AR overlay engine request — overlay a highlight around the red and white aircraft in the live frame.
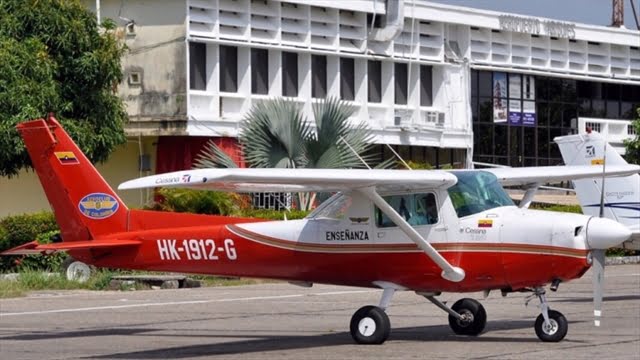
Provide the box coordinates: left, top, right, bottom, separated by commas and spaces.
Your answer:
4, 115, 639, 344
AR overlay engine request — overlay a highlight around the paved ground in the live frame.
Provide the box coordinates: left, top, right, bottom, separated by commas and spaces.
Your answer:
1, 265, 638, 360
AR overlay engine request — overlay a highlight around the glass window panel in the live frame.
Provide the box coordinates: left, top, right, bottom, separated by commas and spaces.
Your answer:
562, 106, 577, 129
189, 42, 206, 91
251, 48, 269, 95
395, 63, 408, 105
606, 100, 620, 118
282, 52, 298, 97
494, 124, 508, 157
524, 126, 536, 157
471, 70, 478, 97
340, 58, 355, 101
311, 55, 327, 98
478, 71, 492, 97
220, 45, 238, 92
479, 98, 493, 123
474, 124, 493, 156
537, 127, 549, 158
535, 76, 548, 101
420, 65, 433, 106
549, 128, 563, 159
549, 103, 562, 127
368, 60, 382, 103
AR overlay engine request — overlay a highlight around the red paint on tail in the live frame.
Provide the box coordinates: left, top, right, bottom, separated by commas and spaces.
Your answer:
17, 115, 128, 242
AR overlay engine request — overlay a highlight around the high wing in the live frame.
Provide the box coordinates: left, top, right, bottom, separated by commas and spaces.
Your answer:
119, 168, 465, 283
118, 168, 458, 193
483, 165, 640, 187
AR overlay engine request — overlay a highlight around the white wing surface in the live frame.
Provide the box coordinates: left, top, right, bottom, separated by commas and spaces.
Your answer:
118, 168, 458, 193
482, 165, 640, 187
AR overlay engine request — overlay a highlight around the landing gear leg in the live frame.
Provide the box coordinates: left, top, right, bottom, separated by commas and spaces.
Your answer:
421, 294, 487, 336
530, 287, 568, 342
349, 288, 394, 345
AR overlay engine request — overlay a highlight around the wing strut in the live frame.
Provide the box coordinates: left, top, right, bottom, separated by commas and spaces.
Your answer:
357, 187, 465, 282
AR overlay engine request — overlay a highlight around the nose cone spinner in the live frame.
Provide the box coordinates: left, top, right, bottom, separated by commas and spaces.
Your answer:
586, 217, 632, 250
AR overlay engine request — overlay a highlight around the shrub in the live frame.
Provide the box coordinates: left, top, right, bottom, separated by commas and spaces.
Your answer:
17, 230, 67, 272
150, 188, 247, 216
239, 208, 309, 220
0, 212, 59, 271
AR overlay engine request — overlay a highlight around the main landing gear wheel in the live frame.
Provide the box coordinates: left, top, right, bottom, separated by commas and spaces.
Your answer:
61, 257, 92, 283
448, 298, 487, 336
534, 310, 568, 342
350, 305, 391, 344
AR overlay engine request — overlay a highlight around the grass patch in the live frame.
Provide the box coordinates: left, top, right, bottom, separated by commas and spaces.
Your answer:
0, 269, 275, 298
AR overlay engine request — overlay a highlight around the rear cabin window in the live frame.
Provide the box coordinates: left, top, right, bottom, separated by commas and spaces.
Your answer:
376, 193, 439, 228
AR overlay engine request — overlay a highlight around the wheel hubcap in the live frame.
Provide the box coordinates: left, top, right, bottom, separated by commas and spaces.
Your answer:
66, 262, 90, 282
542, 319, 559, 335
358, 317, 376, 336
457, 310, 474, 327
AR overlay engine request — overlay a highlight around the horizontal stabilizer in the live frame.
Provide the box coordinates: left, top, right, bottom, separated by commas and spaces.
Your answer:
1, 239, 141, 256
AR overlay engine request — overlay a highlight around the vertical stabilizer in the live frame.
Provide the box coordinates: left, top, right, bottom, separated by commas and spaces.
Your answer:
555, 132, 640, 234
17, 115, 128, 241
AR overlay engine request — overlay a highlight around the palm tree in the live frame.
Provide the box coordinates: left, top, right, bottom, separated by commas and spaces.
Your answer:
195, 97, 388, 210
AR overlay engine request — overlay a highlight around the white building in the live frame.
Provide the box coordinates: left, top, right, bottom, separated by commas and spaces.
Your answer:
1, 0, 639, 216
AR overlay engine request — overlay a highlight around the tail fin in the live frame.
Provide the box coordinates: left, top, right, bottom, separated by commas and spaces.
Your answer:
555, 132, 640, 236
17, 115, 128, 242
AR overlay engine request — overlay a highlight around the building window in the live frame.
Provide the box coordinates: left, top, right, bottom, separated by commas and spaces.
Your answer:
368, 60, 382, 103
340, 58, 355, 101
251, 48, 268, 95
282, 52, 298, 97
220, 45, 237, 92
420, 65, 433, 106
395, 63, 408, 105
189, 42, 206, 90
311, 55, 327, 98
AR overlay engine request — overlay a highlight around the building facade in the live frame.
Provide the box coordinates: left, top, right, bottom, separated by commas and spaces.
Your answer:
1, 0, 639, 216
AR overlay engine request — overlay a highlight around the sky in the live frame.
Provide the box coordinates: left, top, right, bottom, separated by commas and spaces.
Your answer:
429, 0, 640, 29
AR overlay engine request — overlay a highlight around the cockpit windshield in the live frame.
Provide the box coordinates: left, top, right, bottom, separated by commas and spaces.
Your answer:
447, 171, 514, 218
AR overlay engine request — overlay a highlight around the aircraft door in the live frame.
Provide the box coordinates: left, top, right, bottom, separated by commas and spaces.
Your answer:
372, 192, 448, 248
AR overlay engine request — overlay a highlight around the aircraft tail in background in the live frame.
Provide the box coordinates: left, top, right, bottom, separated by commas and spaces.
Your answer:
555, 132, 640, 250
16, 115, 129, 243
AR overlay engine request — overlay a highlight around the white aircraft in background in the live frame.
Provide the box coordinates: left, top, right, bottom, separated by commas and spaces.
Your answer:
555, 131, 640, 250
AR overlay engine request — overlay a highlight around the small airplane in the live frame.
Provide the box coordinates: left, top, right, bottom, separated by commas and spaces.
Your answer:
3, 115, 639, 345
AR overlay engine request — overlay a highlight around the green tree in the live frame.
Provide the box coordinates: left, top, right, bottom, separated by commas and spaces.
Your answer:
623, 108, 640, 165
0, 0, 127, 177
195, 97, 391, 210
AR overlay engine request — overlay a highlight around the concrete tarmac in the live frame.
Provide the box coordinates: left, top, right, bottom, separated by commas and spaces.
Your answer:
1, 265, 639, 360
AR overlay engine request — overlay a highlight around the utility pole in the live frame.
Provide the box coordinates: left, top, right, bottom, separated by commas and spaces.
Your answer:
611, 0, 624, 27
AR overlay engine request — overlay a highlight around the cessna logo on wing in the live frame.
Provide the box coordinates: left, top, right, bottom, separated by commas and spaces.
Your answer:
78, 193, 119, 219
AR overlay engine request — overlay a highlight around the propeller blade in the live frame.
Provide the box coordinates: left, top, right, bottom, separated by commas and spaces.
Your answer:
592, 249, 605, 327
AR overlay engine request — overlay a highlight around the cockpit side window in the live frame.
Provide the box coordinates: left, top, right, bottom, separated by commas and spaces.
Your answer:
375, 193, 439, 228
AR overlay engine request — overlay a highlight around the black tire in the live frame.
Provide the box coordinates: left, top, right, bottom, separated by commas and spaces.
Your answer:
448, 298, 487, 336
535, 310, 568, 342
349, 305, 391, 345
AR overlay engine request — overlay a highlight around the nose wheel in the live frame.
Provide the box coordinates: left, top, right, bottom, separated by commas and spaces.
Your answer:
529, 287, 568, 342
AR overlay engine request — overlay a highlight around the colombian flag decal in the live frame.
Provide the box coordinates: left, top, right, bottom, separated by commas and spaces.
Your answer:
55, 151, 79, 165
478, 219, 493, 228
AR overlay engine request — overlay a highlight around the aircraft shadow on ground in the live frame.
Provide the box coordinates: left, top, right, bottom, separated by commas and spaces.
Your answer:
76, 321, 563, 359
